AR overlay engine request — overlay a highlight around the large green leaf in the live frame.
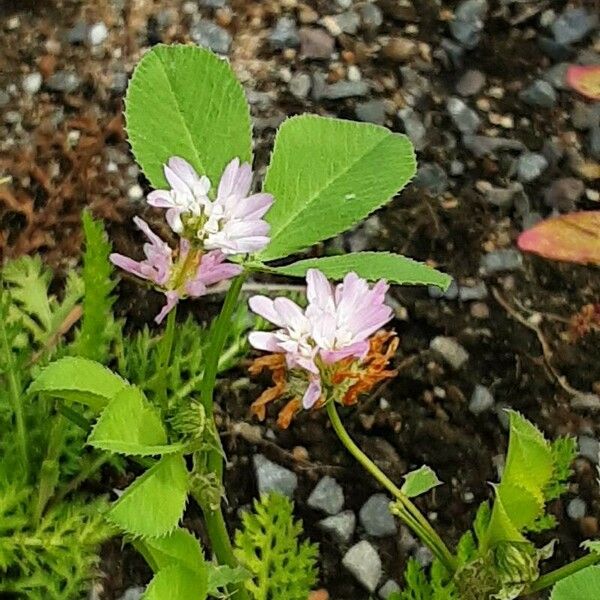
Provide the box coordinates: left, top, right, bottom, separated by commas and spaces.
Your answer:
551, 566, 600, 600
259, 115, 416, 261
267, 252, 450, 289
88, 386, 184, 456
125, 44, 252, 189
140, 528, 204, 573
401, 465, 442, 498
28, 357, 127, 410
109, 454, 189, 538
143, 564, 208, 600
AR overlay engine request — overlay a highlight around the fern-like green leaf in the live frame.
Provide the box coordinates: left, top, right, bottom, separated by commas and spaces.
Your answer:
72, 210, 116, 362
234, 493, 318, 600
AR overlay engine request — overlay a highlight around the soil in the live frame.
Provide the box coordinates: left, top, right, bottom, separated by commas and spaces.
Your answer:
1, 0, 599, 599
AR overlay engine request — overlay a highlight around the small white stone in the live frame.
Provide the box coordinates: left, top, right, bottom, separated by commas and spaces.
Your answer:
87, 22, 108, 46
127, 184, 144, 201
22, 72, 42, 95
347, 65, 361, 82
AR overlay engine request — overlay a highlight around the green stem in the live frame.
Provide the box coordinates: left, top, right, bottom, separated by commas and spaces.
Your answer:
326, 401, 457, 573
523, 553, 600, 595
197, 274, 249, 600
156, 308, 177, 412
52, 453, 109, 507
0, 300, 28, 476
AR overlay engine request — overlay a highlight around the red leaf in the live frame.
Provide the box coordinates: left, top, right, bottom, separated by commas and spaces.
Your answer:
567, 65, 600, 101
518, 212, 600, 265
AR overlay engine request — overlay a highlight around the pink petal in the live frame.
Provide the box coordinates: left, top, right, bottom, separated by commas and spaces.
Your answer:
310, 311, 337, 350
165, 157, 198, 193
306, 269, 334, 312
320, 341, 369, 364
109, 253, 147, 280
273, 297, 307, 330
217, 158, 253, 200
302, 377, 322, 409
230, 193, 274, 220
248, 331, 281, 352
155, 291, 180, 324
147, 190, 175, 208
249, 295, 283, 326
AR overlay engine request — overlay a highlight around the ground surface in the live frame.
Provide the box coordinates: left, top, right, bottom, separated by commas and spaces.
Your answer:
1, 0, 600, 598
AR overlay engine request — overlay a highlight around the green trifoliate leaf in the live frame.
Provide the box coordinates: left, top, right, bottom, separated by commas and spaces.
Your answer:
259, 115, 416, 261
401, 465, 443, 498
265, 252, 451, 289
551, 566, 600, 600
140, 528, 205, 573
29, 357, 127, 410
125, 44, 252, 189
109, 454, 189, 538
143, 564, 208, 600
88, 386, 184, 456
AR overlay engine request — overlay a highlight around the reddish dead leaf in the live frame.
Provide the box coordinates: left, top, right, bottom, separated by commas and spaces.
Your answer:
567, 65, 600, 101
518, 211, 600, 265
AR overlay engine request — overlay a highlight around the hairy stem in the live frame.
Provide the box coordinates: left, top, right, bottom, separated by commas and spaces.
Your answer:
198, 273, 249, 600
156, 308, 177, 412
523, 552, 600, 595
0, 297, 29, 476
326, 401, 457, 573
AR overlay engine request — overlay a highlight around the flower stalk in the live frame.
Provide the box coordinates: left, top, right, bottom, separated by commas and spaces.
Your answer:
326, 401, 457, 573
523, 552, 600, 595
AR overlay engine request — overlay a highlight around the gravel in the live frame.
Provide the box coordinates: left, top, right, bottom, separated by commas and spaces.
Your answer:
430, 336, 470, 370
319, 79, 370, 100
544, 178, 585, 212
463, 135, 525, 157
455, 69, 486, 96
589, 126, 600, 160
253, 454, 297, 498
318, 510, 356, 544
517, 152, 549, 183
355, 99, 386, 125
449, 0, 488, 49
413, 163, 449, 195
551, 7, 598, 45
360, 3, 383, 30
480, 249, 523, 274
269, 16, 300, 49
447, 96, 481, 134
567, 498, 587, 521
288, 72, 311, 99
379, 579, 401, 599
46, 71, 81, 93
117, 588, 145, 600
342, 541, 382, 592
519, 80, 557, 108
578, 435, 600, 464
22, 72, 42, 95
469, 384, 495, 415
307, 476, 344, 515
359, 494, 397, 537
398, 107, 426, 151
459, 281, 488, 301
87, 22, 108, 46
190, 20, 232, 54
542, 63, 570, 90
299, 27, 334, 59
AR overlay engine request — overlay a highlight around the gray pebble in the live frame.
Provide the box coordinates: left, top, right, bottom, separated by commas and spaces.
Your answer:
483, 182, 524, 209
519, 80, 557, 108
551, 7, 598, 45
571, 393, 600, 412
455, 69, 486, 96
572, 102, 600, 131
321, 80, 370, 100
332, 11, 361, 35
342, 541, 382, 592
430, 336, 469, 370
88, 22, 108, 46
480, 249, 523, 274
299, 27, 335, 59
288, 72, 311, 99
190, 20, 232, 54
517, 152, 549, 183
67, 21, 88, 44
440, 37, 465, 69
359, 493, 397, 537
318, 510, 356, 544
567, 498, 586, 521
542, 63, 570, 90
429, 278, 459, 300
447, 96, 481, 134
4, 111, 21, 125
253, 454, 297, 498
379, 579, 401, 599
0, 90, 9, 107
414, 545, 434, 567
307, 476, 344, 515
414, 163, 448, 196
578, 435, 600, 464
22, 72, 42, 95
544, 178, 585, 212
46, 71, 81, 93
270, 16, 300, 49
459, 281, 488, 301
450, 0, 488, 49
450, 160, 465, 176
538, 36, 574, 63
589, 126, 600, 161
398, 107, 426, 151
469, 384, 495, 415
199, 0, 228, 6
355, 99, 386, 125
111, 72, 129, 94
463, 135, 525, 157
360, 3, 383, 30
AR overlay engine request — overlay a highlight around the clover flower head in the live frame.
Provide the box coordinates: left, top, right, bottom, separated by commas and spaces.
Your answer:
110, 217, 241, 324
247, 269, 397, 428
147, 157, 274, 256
